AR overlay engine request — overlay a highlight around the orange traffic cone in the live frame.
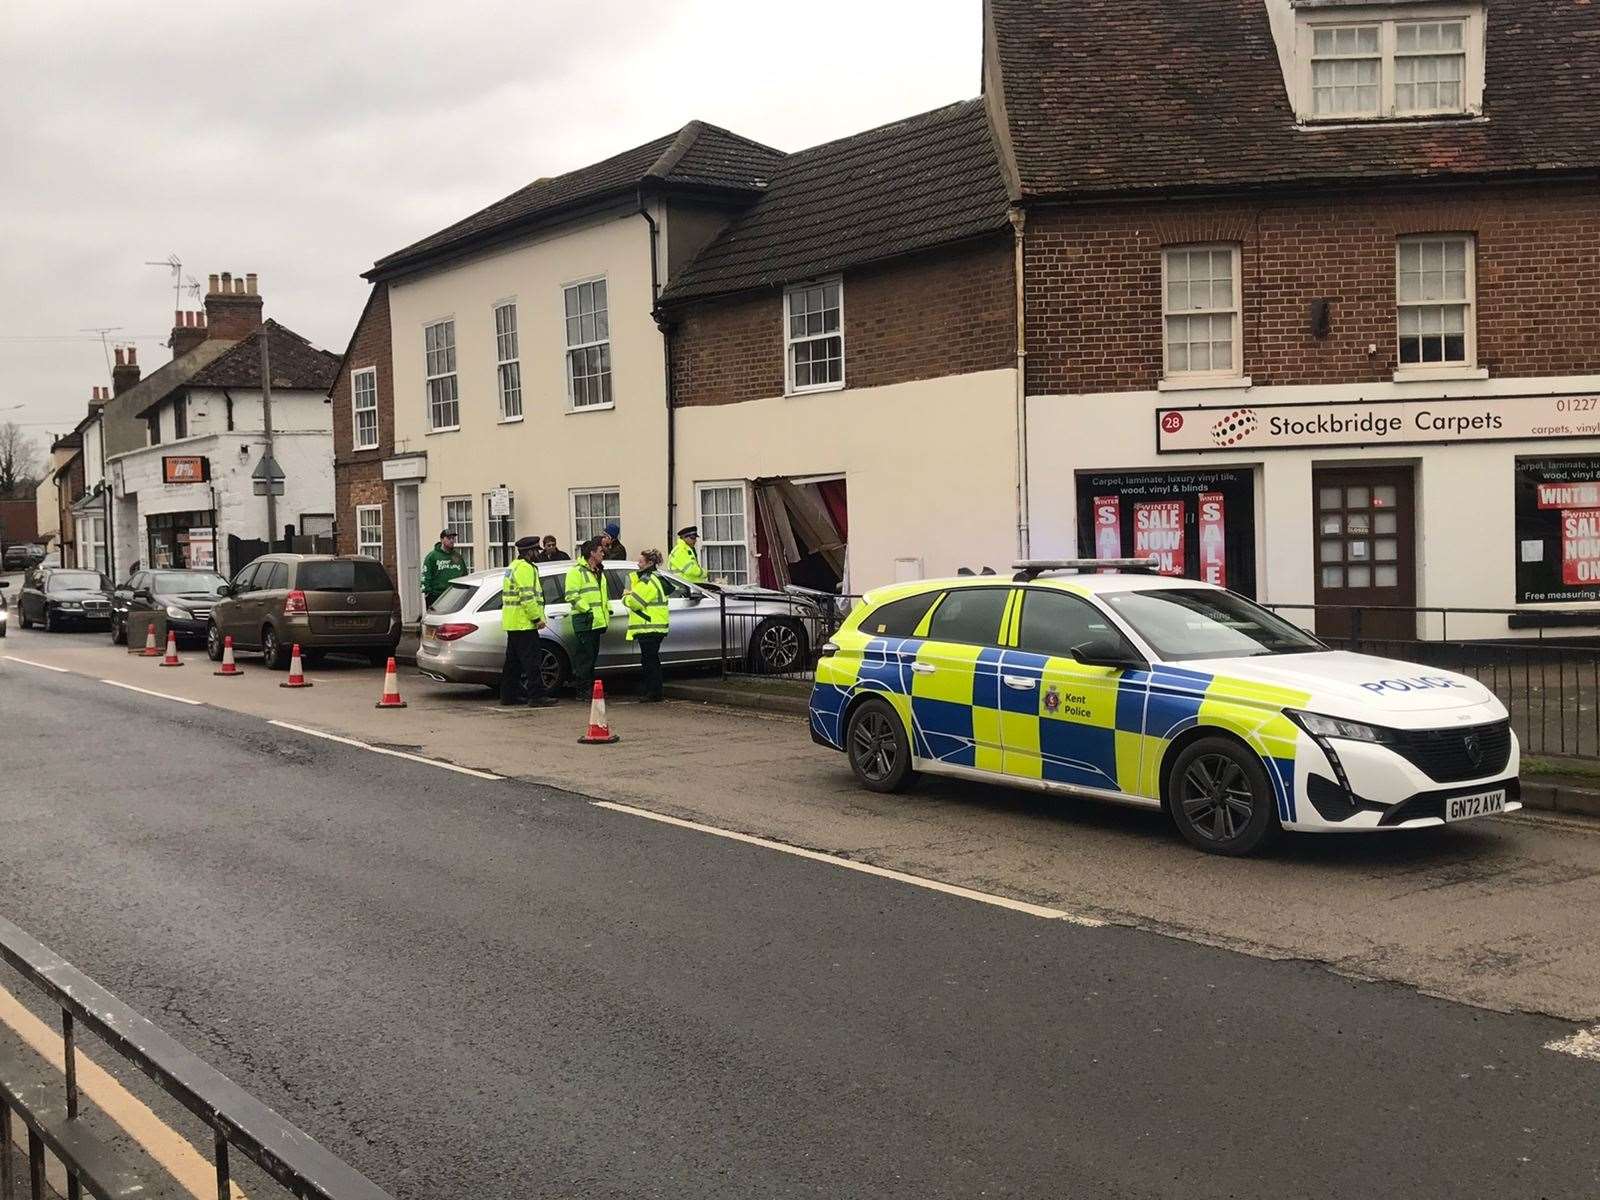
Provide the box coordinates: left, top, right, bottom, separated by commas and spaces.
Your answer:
158, 630, 184, 667
577, 680, 620, 745
374, 657, 407, 708
214, 635, 244, 677
138, 622, 161, 657
279, 643, 313, 689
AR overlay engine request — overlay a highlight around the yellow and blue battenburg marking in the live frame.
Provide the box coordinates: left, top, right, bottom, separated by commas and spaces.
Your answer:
811, 637, 1311, 822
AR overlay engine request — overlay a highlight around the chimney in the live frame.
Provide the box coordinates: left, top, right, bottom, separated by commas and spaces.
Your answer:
112, 345, 141, 396
171, 309, 209, 358
89, 385, 109, 409
203, 269, 263, 339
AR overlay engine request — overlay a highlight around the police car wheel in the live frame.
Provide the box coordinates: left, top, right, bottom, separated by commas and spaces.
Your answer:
847, 698, 913, 793
1167, 737, 1280, 856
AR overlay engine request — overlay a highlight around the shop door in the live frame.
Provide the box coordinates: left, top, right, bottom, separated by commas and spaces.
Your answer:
1313, 467, 1416, 645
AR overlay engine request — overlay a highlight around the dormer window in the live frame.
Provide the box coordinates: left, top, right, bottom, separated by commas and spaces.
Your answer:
1292, 6, 1483, 123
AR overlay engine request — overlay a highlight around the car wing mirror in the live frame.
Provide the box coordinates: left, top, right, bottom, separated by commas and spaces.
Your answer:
215, 584, 232, 598
1070, 642, 1145, 672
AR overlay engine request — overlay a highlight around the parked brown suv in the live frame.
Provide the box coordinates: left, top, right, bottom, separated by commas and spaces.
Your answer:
206, 554, 401, 669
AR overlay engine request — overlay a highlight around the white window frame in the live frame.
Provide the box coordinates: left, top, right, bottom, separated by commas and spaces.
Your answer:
1161, 245, 1243, 382
483, 490, 516, 568
351, 366, 379, 450
494, 300, 522, 423
1295, 7, 1483, 123
695, 481, 752, 586
355, 504, 383, 561
783, 278, 845, 395
569, 487, 620, 551
442, 495, 475, 570
424, 318, 460, 433
1395, 233, 1478, 376
562, 277, 613, 412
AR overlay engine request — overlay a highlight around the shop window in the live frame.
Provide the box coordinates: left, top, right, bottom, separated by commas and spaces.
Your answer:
1514, 458, 1600, 604
1076, 469, 1258, 597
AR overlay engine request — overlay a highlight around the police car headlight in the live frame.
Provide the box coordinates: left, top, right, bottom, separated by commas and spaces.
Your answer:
1287, 710, 1396, 745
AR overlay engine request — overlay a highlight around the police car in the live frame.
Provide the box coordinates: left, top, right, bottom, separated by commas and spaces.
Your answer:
809, 560, 1519, 855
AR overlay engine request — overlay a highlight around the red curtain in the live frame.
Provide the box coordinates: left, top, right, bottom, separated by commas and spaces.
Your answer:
815, 479, 849, 541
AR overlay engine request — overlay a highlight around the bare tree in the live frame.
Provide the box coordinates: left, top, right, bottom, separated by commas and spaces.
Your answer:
0, 422, 41, 497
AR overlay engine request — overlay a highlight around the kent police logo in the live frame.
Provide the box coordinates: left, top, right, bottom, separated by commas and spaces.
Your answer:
1043, 685, 1061, 713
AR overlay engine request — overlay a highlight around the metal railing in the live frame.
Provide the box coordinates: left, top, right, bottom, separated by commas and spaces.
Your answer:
719, 590, 860, 682
0, 914, 392, 1200
1267, 602, 1600, 760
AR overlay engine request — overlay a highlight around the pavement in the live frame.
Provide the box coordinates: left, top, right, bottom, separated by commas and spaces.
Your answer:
1, 656, 1598, 1198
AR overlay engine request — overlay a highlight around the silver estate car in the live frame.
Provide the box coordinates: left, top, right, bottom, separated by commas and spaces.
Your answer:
416, 561, 824, 691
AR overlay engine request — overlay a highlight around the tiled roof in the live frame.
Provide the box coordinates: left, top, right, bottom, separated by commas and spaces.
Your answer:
95, 336, 240, 434
369, 122, 783, 279
138, 321, 337, 416
659, 99, 1011, 305
988, 0, 1600, 199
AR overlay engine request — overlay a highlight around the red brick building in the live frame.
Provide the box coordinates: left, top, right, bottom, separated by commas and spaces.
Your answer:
329, 283, 398, 578
985, 0, 1600, 637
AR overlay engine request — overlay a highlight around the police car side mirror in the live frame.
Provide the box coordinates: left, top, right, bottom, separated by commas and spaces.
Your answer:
1071, 642, 1145, 672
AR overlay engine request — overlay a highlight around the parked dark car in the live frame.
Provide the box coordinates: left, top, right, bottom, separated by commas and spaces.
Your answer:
16, 567, 113, 631
3, 543, 45, 570
207, 554, 401, 669
110, 568, 228, 646
0, 580, 9, 637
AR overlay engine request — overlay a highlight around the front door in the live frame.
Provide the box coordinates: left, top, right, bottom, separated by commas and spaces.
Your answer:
395, 484, 422, 624
1313, 466, 1416, 645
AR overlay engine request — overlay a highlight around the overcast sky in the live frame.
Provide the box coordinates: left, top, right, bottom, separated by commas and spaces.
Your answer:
0, 0, 977, 453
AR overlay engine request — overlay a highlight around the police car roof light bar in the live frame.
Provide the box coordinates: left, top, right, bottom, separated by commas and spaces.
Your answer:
1011, 557, 1163, 581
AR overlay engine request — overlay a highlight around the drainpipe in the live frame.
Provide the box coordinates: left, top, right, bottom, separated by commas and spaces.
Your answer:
1010, 207, 1030, 560
638, 188, 676, 544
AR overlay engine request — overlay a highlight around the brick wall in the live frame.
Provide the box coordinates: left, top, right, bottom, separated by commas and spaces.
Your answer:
669, 235, 1016, 407
330, 284, 397, 575
1025, 182, 1600, 394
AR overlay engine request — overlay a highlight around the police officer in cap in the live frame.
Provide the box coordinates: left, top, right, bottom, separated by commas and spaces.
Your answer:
501, 536, 557, 707
669, 526, 708, 583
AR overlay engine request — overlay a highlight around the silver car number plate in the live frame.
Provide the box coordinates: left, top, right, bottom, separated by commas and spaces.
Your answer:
1445, 789, 1506, 822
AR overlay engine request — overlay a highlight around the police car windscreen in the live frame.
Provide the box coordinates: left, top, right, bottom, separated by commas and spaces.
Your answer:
298, 561, 394, 592
1105, 589, 1322, 662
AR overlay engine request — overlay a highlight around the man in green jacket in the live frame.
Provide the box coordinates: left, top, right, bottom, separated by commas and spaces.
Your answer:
422, 530, 469, 607
563, 539, 611, 694
668, 526, 708, 584
500, 536, 556, 707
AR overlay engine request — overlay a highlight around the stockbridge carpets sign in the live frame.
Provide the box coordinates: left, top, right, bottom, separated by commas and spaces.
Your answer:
1157, 393, 1600, 454
1515, 457, 1600, 604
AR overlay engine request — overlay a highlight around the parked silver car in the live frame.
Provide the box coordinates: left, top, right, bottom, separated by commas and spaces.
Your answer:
416, 562, 823, 690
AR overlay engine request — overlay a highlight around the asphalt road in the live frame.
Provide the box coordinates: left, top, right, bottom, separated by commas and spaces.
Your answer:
2, 661, 1599, 1198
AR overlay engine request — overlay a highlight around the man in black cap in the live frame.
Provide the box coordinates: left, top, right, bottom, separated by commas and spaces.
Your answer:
500, 536, 556, 707
668, 526, 707, 583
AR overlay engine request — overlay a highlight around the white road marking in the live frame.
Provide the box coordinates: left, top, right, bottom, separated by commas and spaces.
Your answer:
591, 800, 1106, 926
269, 720, 503, 780
100, 679, 204, 706
2, 655, 70, 672
1545, 1024, 1600, 1062
0, 983, 248, 1198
